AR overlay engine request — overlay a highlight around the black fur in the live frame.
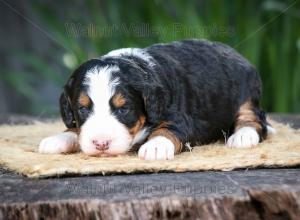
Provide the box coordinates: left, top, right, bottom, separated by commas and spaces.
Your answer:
60, 39, 267, 148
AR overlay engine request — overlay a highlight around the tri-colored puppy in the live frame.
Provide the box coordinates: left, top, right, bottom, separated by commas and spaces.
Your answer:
39, 39, 274, 160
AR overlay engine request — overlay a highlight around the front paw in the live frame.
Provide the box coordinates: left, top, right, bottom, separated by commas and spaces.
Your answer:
39, 132, 78, 154
226, 127, 259, 148
138, 136, 175, 160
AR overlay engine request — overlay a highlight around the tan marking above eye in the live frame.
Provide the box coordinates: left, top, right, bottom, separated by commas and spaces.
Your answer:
112, 93, 126, 108
78, 93, 91, 107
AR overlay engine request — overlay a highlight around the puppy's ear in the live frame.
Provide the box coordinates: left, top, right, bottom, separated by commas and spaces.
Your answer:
143, 84, 167, 125
59, 89, 76, 128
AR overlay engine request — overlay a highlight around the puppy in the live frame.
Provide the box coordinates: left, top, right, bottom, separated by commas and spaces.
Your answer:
39, 39, 273, 160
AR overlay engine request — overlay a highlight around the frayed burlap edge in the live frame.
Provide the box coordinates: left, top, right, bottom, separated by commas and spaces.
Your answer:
0, 119, 299, 178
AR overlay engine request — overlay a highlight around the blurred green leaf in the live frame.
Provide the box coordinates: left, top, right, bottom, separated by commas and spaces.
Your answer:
7, 0, 300, 114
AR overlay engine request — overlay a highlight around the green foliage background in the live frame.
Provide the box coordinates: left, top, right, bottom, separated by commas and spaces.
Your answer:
4, 0, 300, 114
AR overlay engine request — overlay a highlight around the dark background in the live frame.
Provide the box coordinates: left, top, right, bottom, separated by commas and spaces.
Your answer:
1, 0, 299, 117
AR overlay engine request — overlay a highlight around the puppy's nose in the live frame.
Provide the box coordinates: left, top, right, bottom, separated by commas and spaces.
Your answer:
92, 139, 111, 151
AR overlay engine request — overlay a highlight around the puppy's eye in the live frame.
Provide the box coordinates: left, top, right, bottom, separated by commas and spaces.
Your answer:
116, 107, 129, 115
79, 106, 89, 114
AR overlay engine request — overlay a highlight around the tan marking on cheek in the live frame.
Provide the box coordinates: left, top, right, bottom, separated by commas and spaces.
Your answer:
149, 128, 182, 154
129, 116, 146, 136
78, 93, 90, 107
112, 93, 126, 108
235, 101, 262, 133
157, 121, 172, 129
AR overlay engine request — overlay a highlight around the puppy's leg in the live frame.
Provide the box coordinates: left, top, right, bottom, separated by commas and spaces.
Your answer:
227, 101, 267, 148
138, 127, 182, 160
39, 128, 80, 154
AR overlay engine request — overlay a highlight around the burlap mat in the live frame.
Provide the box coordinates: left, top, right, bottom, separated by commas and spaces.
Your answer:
0, 119, 299, 178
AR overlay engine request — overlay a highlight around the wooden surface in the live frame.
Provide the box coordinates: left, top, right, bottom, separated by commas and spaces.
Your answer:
0, 113, 299, 220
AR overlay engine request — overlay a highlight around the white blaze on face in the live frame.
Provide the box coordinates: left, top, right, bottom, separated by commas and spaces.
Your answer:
79, 65, 132, 156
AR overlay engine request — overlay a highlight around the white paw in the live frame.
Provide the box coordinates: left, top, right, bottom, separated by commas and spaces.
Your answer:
138, 136, 175, 160
226, 127, 259, 148
39, 132, 79, 154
